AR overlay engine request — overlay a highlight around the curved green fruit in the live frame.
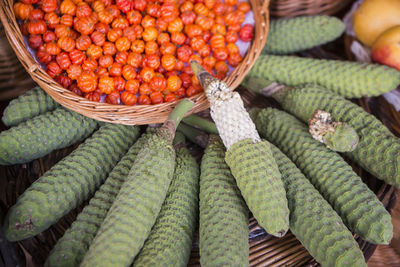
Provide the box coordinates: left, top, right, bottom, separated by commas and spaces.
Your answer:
270, 143, 366, 267
225, 138, 289, 237
254, 108, 393, 244
45, 132, 149, 267
0, 108, 98, 165
275, 86, 400, 188
3, 124, 140, 241
200, 135, 249, 267
2, 86, 59, 127
133, 145, 199, 267
81, 128, 176, 267
263, 16, 345, 55
248, 54, 400, 98
321, 123, 359, 152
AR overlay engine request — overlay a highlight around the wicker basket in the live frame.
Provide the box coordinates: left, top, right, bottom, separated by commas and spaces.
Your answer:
0, 0, 270, 125
269, 0, 353, 17
0, 23, 34, 101
0, 87, 398, 266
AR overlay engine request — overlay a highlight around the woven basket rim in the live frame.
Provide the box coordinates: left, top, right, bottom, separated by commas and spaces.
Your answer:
0, 0, 270, 125
269, 0, 352, 17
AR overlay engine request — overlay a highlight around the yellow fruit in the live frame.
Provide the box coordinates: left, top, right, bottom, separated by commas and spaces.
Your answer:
371, 26, 400, 71
353, 0, 400, 47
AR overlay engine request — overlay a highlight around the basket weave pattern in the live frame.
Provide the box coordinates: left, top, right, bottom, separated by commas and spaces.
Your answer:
0, 0, 269, 125
269, 0, 353, 17
0, 23, 33, 100
0, 87, 398, 266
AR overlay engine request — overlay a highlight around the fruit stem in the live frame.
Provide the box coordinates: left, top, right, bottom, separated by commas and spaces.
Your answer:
178, 123, 208, 148
241, 76, 289, 103
182, 115, 218, 134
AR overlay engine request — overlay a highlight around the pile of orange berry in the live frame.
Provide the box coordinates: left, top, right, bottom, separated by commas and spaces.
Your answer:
14, 0, 253, 105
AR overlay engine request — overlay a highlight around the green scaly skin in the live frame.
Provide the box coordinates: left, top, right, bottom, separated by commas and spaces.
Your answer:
3, 124, 140, 241
273, 86, 400, 188
200, 135, 249, 267
2, 86, 59, 127
225, 138, 289, 237
263, 16, 345, 55
270, 144, 366, 267
133, 139, 199, 267
322, 123, 359, 152
247, 54, 400, 98
45, 133, 151, 267
81, 99, 193, 267
0, 108, 98, 165
81, 128, 176, 267
254, 108, 393, 245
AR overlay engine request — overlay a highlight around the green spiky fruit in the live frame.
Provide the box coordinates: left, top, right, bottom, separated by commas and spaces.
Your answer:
188, 60, 289, 238
45, 132, 150, 267
225, 138, 289, 237
2, 86, 59, 127
3, 124, 140, 241
270, 143, 366, 266
81, 127, 176, 267
273, 86, 400, 188
133, 140, 199, 267
199, 135, 249, 267
254, 108, 393, 245
263, 16, 345, 55
321, 123, 359, 152
81, 99, 194, 267
247, 54, 400, 98
0, 108, 98, 165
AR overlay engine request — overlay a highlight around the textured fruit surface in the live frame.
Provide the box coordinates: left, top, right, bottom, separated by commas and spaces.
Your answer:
45, 132, 147, 267
200, 135, 249, 267
276, 86, 400, 188
248, 54, 400, 98
133, 145, 199, 267
81, 128, 175, 267
321, 123, 359, 152
3, 124, 140, 241
2, 86, 59, 127
254, 108, 393, 244
225, 138, 289, 237
270, 143, 366, 267
0, 108, 98, 165
263, 16, 345, 55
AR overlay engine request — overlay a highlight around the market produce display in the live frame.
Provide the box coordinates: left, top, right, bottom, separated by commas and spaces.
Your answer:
199, 135, 248, 267
0, 107, 98, 165
134, 132, 199, 267
242, 78, 360, 153
254, 108, 393, 245
2, 6, 400, 267
247, 54, 400, 98
3, 123, 140, 241
81, 99, 193, 267
271, 143, 366, 267
191, 60, 290, 238
13, 0, 254, 105
45, 132, 152, 267
263, 15, 345, 55
1, 86, 59, 127
246, 81, 400, 188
